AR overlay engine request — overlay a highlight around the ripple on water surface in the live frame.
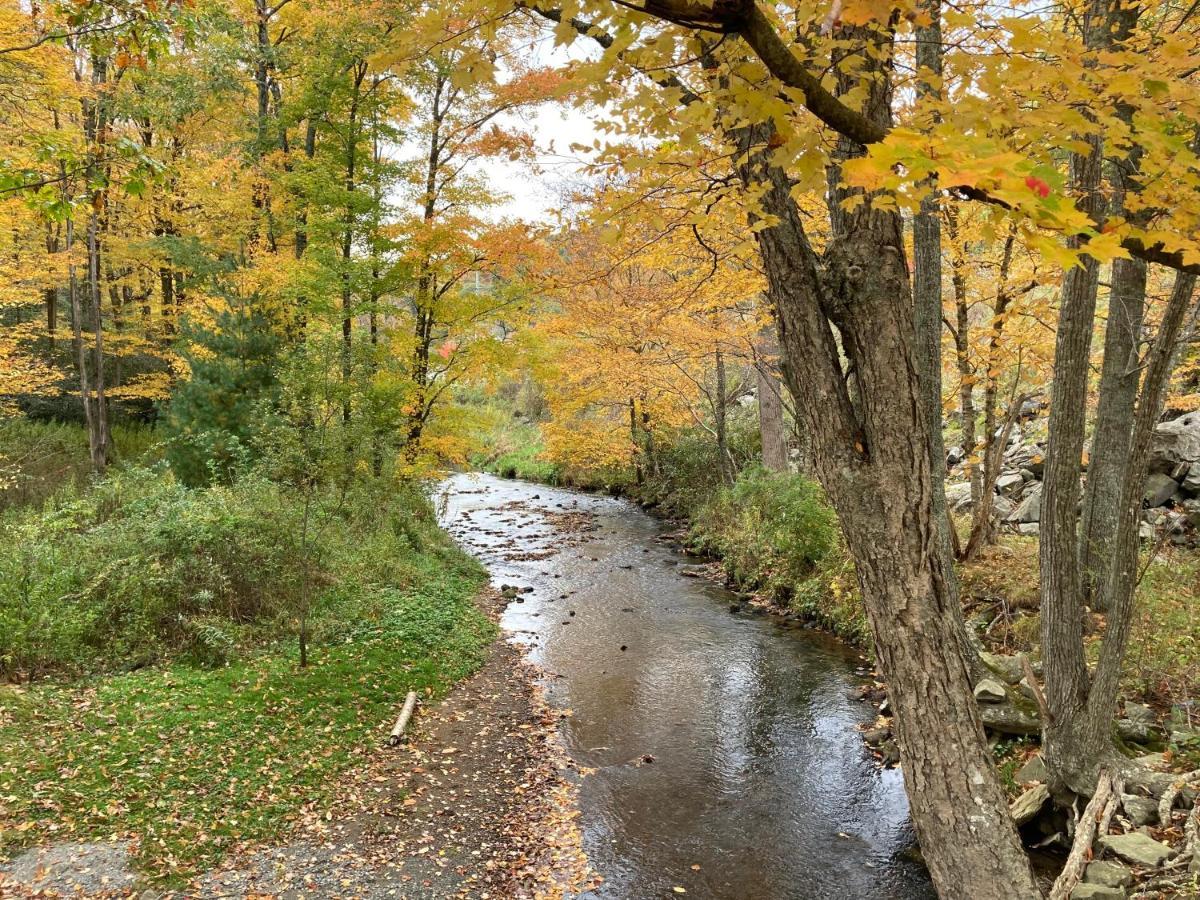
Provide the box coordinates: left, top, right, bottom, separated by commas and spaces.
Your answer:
439, 473, 935, 900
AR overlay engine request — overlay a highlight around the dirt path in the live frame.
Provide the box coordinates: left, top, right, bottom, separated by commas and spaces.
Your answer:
0, 589, 594, 900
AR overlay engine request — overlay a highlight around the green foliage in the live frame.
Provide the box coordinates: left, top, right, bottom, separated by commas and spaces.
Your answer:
163, 304, 281, 486
0, 418, 159, 511
0, 449, 490, 882
687, 466, 868, 643
0, 464, 483, 680
0, 554, 490, 884
634, 414, 760, 516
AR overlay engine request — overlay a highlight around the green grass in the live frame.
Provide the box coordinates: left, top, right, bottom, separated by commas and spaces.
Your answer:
0, 562, 491, 884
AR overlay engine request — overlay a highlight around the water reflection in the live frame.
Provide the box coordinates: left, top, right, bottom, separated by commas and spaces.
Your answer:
439, 473, 933, 900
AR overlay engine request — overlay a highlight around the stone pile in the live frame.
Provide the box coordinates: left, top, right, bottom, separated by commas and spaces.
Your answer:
945, 411, 1200, 543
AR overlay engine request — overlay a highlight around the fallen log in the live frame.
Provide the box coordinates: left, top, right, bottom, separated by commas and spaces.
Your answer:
388, 691, 419, 746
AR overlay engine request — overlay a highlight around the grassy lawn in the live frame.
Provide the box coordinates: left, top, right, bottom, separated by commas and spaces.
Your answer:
0, 564, 492, 885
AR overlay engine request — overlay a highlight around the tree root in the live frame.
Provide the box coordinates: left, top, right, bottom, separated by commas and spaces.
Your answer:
1049, 769, 1117, 900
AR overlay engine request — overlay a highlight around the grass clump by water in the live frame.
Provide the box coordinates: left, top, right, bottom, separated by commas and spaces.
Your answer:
0, 465, 491, 884
686, 466, 870, 643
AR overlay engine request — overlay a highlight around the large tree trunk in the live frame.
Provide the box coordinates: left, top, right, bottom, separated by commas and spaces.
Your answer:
739, 123, 1039, 900
755, 325, 788, 472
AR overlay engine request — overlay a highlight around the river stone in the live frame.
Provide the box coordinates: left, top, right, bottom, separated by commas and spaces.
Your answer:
974, 678, 1008, 703
1144, 472, 1181, 508
1071, 885, 1125, 900
1085, 860, 1132, 888
1098, 832, 1173, 867
1015, 754, 1048, 784
1120, 795, 1158, 827
980, 652, 1023, 684
1010, 783, 1050, 825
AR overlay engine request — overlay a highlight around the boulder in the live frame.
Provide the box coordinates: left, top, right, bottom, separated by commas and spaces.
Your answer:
1017, 523, 1041, 536
1115, 720, 1152, 744
946, 481, 973, 512
997, 470, 1026, 497
1149, 413, 1200, 475
993, 495, 1017, 520
1015, 754, 1048, 784
980, 702, 1041, 735
1144, 471, 1181, 508
1008, 483, 1042, 523
1084, 860, 1132, 888
1098, 832, 1173, 868
1120, 795, 1158, 827
974, 678, 1008, 703
1010, 783, 1050, 825
1183, 466, 1200, 494
1071, 886, 1125, 900
946, 445, 966, 467
980, 652, 1024, 684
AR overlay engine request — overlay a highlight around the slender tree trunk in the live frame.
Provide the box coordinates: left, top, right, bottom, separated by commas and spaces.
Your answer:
1078, 61, 1152, 608
1040, 0, 1140, 795
341, 63, 366, 426
714, 347, 733, 484
963, 230, 1018, 558
67, 217, 97, 464
81, 52, 109, 472
629, 398, 644, 485
1078, 254, 1146, 608
755, 324, 788, 472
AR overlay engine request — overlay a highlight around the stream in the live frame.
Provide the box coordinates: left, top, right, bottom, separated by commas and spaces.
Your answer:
439, 473, 935, 899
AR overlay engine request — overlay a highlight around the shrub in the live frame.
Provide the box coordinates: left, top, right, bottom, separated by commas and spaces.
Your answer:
0, 466, 480, 680
688, 466, 869, 642
0, 417, 160, 511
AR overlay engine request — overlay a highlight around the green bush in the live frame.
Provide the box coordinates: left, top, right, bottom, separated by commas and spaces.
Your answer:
634, 414, 760, 516
0, 417, 160, 511
688, 466, 869, 643
0, 466, 482, 680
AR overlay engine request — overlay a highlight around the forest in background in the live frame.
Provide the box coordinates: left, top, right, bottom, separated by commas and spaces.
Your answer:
2, 0, 1200, 897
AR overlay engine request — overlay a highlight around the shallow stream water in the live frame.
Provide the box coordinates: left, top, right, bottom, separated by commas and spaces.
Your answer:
438, 473, 935, 900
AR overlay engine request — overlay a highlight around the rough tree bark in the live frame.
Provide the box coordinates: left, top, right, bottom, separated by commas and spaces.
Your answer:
755, 324, 788, 472
742, 129, 1038, 900
1078, 253, 1146, 608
